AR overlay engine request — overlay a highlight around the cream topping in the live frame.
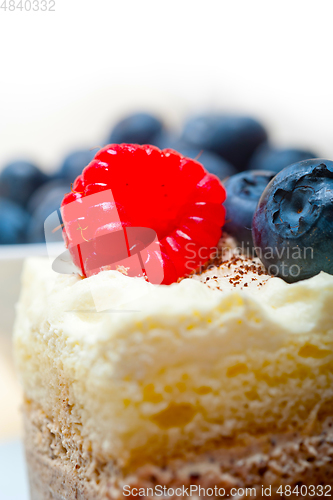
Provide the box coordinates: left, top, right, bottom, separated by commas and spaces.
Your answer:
189, 235, 270, 291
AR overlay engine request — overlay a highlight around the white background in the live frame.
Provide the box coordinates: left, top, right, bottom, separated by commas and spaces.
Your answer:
0, 0, 332, 172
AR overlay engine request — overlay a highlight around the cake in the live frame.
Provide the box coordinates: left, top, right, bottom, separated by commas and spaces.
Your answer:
14, 147, 333, 498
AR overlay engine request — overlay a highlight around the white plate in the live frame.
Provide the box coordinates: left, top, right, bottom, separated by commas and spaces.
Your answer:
0, 440, 29, 500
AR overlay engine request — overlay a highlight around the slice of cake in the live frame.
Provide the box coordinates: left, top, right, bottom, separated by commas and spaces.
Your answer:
14, 253, 333, 498
14, 148, 333, 498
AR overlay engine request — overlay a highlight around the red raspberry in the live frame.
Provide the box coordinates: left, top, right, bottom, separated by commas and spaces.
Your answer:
61, 144, 226, 284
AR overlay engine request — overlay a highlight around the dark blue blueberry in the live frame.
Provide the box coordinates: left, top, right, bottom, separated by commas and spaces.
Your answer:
151, 131, 181, 150
58, 149, 96, 183
248, 143, 317, 173
223, 170, 276, 253
27, 180, 70, 243
0, 160, 48, 207
176, 147, 236, 180
252, 159, 333, 282
108, 112, 163, 145
151, 132, 237, 180
181, 114, 268, 171
0, 197, 30, 244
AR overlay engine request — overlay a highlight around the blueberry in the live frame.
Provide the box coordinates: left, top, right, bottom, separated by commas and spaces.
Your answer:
248, 143, 317, 173
223, 170, 276, 252
151, 131, 181, 150
176, 147, 236, 180
181, 114, 268, 171
151, 131, 237, 180
252, 159, 333, 282
0, 160, 48, 207
0, 197, 30, 244
27, 180, 70, 243
108, 112, 163, 145
58, 149, 96, 182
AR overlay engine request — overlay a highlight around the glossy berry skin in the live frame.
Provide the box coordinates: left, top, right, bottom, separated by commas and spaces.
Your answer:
181, 114, 267, 171
61, 144, 226, 284
58, 149, 96, 182
0, 160, 47, 207
27, 180, 70, 243
0, 197, 30, 244
248, 143, 317, 173
223, 170, 275, 252
252, 159, 333, 282
108, 112, 163, 145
